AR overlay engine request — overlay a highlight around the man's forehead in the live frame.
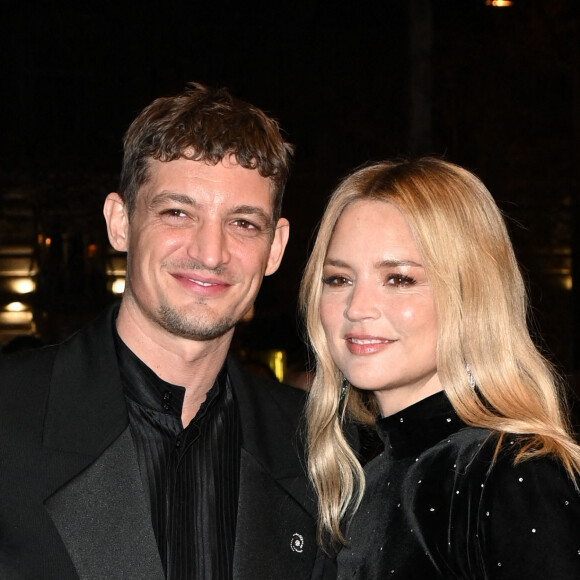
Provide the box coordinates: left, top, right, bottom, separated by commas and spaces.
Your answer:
140, 156, 276, 213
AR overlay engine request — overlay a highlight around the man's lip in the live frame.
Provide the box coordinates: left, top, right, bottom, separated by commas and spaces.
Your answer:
171, 272, 232, 288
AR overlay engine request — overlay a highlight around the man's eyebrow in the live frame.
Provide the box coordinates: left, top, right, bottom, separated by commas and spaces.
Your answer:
147, 194, 274, 227
230, 205, 273, 225
149, 192, 197, 209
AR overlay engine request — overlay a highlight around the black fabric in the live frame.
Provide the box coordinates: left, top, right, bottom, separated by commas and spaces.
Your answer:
115, 334, 240, 580
331, 391, 580, 579
45, 428, 165, 579
0, 304, 318, 580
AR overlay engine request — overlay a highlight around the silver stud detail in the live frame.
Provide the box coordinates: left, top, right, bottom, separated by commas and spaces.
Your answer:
290, 533, 304, 553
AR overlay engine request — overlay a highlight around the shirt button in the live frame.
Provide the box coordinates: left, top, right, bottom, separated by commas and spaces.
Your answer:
175, 438, 182, 448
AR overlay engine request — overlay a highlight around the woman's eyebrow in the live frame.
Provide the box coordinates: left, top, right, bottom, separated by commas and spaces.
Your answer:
376, 259, 423, 268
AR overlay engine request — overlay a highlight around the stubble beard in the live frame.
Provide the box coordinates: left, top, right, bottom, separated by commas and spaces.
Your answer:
157, 302, 237, 341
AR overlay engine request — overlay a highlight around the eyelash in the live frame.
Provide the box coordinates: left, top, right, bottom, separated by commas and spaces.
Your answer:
158, 211, 262, 231
162, 209, 186, 216
232, 219, 259, 231
386, 274, 416, 287
322, 275, 351, 287
322, 274, 417, 288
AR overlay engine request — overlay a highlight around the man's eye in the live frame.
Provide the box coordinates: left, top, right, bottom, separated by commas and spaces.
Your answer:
322, 275, 351, 287
161, 209, 187, 219
233, 219, 258, 230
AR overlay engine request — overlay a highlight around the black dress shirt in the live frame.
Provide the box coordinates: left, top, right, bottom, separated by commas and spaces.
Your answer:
114, 332, 241, 580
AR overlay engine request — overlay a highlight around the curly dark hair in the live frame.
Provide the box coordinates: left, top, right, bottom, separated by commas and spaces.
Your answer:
119, 82, 293, 221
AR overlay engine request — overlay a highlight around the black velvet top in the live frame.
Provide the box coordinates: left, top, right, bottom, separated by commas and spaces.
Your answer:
335, 391, 580, 579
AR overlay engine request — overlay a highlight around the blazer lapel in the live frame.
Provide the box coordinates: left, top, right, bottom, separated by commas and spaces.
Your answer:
40, 305, 164, 578
42, 305, 127, 459
227, 356, 316, 515
45, 427, 165, 580
228, 357, 318, 579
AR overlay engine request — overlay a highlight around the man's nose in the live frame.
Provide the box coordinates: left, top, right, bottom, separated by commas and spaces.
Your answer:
187, 220, 231, 269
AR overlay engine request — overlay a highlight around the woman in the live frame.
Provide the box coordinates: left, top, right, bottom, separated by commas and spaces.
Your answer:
300, 158, 580, 579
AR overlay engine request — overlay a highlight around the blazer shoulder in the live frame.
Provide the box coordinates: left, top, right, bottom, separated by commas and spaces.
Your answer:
0, 345, 58, 427
228, 355, 307, 418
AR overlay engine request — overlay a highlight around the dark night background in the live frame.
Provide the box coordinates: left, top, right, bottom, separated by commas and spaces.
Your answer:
1, 1, 579, 400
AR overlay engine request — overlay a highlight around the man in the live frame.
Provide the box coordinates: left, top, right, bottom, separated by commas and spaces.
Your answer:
0, 83, 317, 579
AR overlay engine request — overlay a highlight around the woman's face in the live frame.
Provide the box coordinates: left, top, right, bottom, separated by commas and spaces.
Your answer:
320, 200, 442, 416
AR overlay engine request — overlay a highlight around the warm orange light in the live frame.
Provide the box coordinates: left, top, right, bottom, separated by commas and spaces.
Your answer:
111, 278, 125, 295
6, 301, 28, 312
8, 278, 36, 294
485, 0, 513, 6
87, 243, 98, 258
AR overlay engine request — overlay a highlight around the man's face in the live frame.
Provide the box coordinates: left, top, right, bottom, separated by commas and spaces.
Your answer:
105, 156, 289, 342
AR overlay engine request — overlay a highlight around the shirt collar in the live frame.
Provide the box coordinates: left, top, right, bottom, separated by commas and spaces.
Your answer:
113, 327, 226, 419
376, 391, 465, 460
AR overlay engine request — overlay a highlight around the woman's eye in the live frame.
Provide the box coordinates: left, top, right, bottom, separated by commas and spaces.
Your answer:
322, 275, 351, 287
386, 274, 415, 287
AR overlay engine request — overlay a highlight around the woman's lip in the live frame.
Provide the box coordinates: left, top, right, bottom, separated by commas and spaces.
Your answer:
346, 336, 393, 344
345, 336, 394, 355
345, 334, 393, 343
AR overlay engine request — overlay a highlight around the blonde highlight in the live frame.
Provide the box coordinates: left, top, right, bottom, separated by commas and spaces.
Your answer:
300, 158, 580, 547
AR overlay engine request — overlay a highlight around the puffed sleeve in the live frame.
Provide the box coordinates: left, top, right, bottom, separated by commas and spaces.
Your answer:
477, 452, 580, 579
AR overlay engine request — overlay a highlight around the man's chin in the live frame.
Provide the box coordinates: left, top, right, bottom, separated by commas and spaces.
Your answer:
157, 306, 236, 341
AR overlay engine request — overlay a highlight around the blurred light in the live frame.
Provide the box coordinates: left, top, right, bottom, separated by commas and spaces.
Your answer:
5, 301, 29, 312
269, 350, 286, 382
242, 304, 255, 322
485, 0, 513, 6
9, 278, 36, 294
87, 243, 98, 259
111, 278, 125, 295
251, 349, 287, 382
562, 275, 573, 291
0, 311, 33, 326
106, 254, 127, 276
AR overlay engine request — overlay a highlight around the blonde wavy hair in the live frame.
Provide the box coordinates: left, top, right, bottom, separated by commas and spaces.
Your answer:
300, 158, 580, 547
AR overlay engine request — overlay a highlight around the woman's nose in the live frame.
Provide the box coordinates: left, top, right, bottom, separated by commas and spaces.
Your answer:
344, 281, 381, 321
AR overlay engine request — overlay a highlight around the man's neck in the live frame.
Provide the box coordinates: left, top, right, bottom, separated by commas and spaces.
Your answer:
115, 302, 233, 426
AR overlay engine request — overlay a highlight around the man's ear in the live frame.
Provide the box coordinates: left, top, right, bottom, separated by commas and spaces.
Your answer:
103, 193, 129, 252
265, 218, 290, 276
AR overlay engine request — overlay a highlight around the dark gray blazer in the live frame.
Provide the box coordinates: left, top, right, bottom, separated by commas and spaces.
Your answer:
0, 305, 317, 579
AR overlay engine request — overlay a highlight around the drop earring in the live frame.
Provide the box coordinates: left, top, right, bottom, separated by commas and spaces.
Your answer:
466, 363, 476, 389
340, 377, 349, 402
